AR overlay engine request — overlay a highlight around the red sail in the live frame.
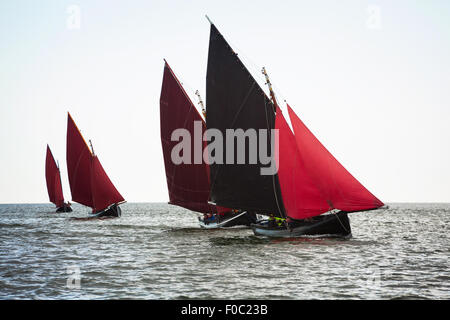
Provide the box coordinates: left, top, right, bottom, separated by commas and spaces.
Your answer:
45, 145, 64, 208
66, 113, 124, 212
66, 113, 94, 208
90, 156, 125, 213
160, 61, 219, 213
287, 105, 384, 212
275, 107, 330, 219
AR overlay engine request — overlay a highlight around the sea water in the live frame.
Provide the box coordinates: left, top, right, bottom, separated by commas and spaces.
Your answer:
0, 203, 448, 299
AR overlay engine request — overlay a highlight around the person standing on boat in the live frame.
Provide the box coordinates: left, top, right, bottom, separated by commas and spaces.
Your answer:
274, 216, 285, 228
203, 213, 215, 224
268, 214, 276, 228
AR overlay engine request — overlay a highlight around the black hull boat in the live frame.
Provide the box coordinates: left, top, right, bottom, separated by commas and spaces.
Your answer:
200, 20, 384, 237
56, 205, 73, 213
198, 211, 259, 229
158, 20, 385, 233
45, 146, 73, 214
71, 205, 122, 221
91, 204, 122, 218
251, 211, 351, 238
66, 113, 125, 220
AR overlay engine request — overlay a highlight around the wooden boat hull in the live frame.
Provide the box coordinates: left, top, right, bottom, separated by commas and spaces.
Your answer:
91, 205, 122, 218
56, 206, 72, 213
199, 211, 258, 229
251, 212, 351, 238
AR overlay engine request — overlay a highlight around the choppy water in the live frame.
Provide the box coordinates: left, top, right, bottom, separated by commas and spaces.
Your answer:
0, 203, 449, 299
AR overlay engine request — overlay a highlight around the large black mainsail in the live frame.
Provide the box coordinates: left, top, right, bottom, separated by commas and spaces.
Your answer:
206, 23, 285, 216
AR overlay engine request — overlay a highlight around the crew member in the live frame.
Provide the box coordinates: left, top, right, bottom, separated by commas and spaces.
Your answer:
274, 216, 286, 228
268, 214, 276, 228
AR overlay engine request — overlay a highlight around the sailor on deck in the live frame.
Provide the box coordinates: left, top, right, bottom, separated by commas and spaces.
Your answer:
275, 217, 285, 227
268, 215, 285, 228
203, 213, 215, 224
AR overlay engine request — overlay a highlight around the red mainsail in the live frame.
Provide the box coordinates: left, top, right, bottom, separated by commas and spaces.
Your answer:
275, 107, 330, 219
45, 145, 64, 208
160, 61, 222, 213
287, 104, 384, 213
66, 113, 94, 208
66, 113, 124, 212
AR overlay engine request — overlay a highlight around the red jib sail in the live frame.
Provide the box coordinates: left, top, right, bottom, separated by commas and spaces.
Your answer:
160, 61, 224, 213
275, 107, 330, 220
66, 113, 124, 212
45, 145, 65, 208
287, 104, 384, 213
90, 156, 124, 213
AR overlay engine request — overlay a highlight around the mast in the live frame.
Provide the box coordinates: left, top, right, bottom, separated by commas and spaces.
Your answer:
261, 67, 277, 112
195, 90, 207, 119
89, 139, 95, 156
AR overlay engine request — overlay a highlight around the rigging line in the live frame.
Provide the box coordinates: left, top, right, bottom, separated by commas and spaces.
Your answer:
164, 63, 205, 121
228, 81, 256, 128
261, 67, 284, 218
212, 24, 271, 101
263, 97, 285, 219
173, 76, 205, 122
213, 28, 274, 107
268, 75, 290, 108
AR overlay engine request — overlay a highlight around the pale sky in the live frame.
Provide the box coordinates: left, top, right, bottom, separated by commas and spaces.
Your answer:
1, 0, 449, 204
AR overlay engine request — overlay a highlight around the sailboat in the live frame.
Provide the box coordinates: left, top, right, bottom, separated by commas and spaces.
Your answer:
45, 145, 72, 212
204, 19, 385, 237
159, 60, 259, 228
66, 113, 125, 218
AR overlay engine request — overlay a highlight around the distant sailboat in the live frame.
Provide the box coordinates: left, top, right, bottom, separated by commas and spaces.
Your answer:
204, 19, 385, 237
159, 61, 258, 228
45, 145, 72, 212
66, 113, 125, 218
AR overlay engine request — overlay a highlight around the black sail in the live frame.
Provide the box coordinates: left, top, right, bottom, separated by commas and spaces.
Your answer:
206, 23, 285, 216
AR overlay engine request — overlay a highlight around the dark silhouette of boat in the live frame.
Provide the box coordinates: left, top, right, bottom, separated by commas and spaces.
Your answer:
204, 18, 385, 237
66, 113, 125, 219
45, 145, 72, 212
